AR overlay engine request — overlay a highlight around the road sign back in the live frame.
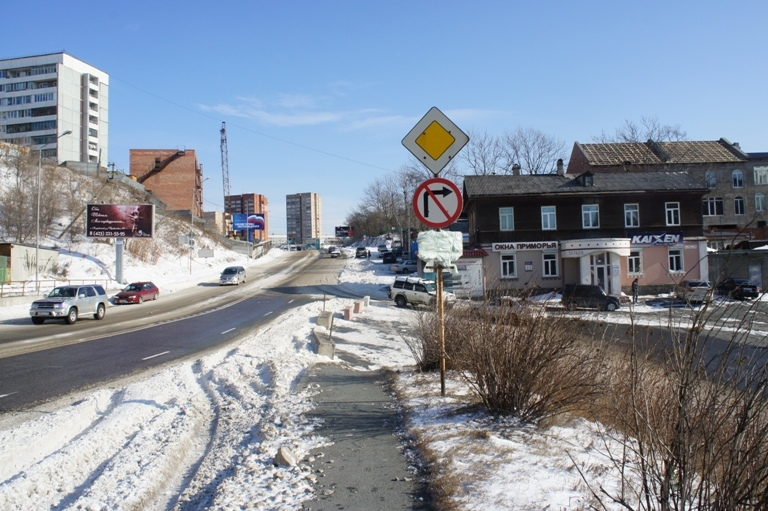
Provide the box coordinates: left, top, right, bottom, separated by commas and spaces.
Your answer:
413, 177, 463, 229
402, 107, 469, 175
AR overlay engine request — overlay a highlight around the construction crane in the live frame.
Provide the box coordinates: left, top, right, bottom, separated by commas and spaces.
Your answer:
220, 122, 231, 203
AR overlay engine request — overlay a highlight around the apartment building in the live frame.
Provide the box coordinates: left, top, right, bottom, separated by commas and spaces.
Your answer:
225, 193, 269, 242
286, 192, 321, 245
463, 171, 709, 297
567, 139, 768, 248
0, 52, 108, 165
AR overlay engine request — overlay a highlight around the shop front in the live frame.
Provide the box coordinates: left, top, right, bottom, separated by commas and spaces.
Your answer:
561, 239, 631, 296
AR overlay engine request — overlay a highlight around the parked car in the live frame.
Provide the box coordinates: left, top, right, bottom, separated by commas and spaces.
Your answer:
390, 259, 418, 274
382, 252, 398, 264
561, 284, 620, 312
715, 278, 760, 300
29, 284, 108, 324
377, 244, 390, 254
219, 266, 246, 285
114, 282, 160, 304
388, 276, 456, 308
355, 247, 368, 258
328, 246, 341, 258
675, 280, 712, 303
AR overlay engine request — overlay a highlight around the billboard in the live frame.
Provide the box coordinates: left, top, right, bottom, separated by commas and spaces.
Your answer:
233, 213, 265, 231
335, 226, 353, 238
86, 204, 155, 238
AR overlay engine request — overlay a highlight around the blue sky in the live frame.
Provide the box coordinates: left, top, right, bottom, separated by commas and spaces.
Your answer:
9, 0, 768, 235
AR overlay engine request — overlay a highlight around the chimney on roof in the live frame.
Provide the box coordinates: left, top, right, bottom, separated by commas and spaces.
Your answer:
511, 163, 521, 176
556, 159, 564, 175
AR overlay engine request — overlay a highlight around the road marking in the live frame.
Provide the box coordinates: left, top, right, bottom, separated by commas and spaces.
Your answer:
288, 299, 295, 304
142, 351, 170, 361
221, 328, 235, 335
0, 392, 19, 399
264, 311, 273, 316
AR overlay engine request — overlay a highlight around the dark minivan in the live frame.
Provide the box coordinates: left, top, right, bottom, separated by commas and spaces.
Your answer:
561, 284, 620, 312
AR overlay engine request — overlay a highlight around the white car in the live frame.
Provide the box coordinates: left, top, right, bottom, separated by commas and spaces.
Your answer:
219, 266, 246, 285
388, 276, 456, 308
390, 260, 418, 274
328, 246, 341, 258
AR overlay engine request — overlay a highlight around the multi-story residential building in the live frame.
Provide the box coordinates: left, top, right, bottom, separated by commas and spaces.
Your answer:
567, 139, 768, 249
129, 149, 204, 218
463, 170, 709, 297
286, 192, 321, 245
225, 193, 269, 242
0, 52, 108, 165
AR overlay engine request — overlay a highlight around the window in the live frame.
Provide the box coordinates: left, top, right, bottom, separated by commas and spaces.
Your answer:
735, 196, 745, 215
666, 202, 680, 226
705, 170, 717, 188
499, 207, 514, 231
702, 197, 724, 216
756, 193, 766, 212
541, 206, 556, 230
628, 250, 642, 274
582, 204, 599, 228
733, 170, 743, 188
542, 253, 558, 277
755, 167, 768, 185
668, 248, 683, 273
624, 204, 639, 228
500, 253, 516, 278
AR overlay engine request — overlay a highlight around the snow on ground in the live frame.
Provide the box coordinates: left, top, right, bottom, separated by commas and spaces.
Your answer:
1, 240, 766, 509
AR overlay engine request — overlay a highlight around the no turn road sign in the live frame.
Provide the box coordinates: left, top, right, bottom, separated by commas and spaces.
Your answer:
413, 177, 463, 229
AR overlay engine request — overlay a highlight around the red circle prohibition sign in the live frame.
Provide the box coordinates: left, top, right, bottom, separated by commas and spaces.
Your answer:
412, 177, 463, 229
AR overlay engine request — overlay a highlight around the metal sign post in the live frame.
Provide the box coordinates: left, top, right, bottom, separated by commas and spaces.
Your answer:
436, 265, 446, 396
405, 107, 469, 398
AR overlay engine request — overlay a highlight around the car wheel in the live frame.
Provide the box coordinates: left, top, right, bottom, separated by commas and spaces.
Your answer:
66, 307, 78, 325
153, 293, 158, 301
94, 303, 106, 320
395, 295, 407, 308
605, 302, 618, 312
31, 317, 44, 325
565, 300, 577, 311
138, 296, 144, 304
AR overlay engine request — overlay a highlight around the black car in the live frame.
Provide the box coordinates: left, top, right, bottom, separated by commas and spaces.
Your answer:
716, 278, 760, 300
355, 247, 368, 258
561, 284, 620, 312
382, 252, 398, 264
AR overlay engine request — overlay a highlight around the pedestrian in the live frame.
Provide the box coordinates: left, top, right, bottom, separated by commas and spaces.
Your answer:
366, 249, 370, 258
632, 277, 639, 304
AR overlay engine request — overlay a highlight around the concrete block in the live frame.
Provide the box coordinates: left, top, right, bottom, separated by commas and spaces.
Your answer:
353, 300, 364, 313
317, 310, 333, 329
311, 327, 335, 359
344, 306, 353, 320
363, 295, 370, 307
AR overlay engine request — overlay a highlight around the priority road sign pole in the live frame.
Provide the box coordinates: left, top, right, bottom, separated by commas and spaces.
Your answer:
437, 264, 446, 397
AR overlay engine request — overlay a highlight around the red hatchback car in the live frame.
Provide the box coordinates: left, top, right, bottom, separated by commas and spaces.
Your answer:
114, 282, 160, 304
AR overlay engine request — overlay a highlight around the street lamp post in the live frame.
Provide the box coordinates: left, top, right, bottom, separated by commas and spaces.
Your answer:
35, 129, 72, 293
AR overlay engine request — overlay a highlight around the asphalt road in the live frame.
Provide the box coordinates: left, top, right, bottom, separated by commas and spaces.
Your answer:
0, 251, 350, 412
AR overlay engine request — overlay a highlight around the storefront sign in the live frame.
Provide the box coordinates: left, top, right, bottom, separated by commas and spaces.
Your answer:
492, 241, 558, 252
630, 232, 683, 246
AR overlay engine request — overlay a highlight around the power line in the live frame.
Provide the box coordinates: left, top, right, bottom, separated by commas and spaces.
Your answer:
110, 76, 397, 173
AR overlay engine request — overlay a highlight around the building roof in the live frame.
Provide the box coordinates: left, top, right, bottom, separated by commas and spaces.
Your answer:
574, 139, 747, 167
463, 172, 707, 199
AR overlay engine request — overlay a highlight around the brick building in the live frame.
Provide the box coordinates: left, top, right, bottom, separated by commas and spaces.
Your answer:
225, 193, 269, 242
129, 149, 204, 218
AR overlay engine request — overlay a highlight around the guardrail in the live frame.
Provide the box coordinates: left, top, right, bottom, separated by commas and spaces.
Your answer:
0, 279, 113, 298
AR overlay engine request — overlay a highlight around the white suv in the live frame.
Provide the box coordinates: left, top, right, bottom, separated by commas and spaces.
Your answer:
388, 276, 456, 308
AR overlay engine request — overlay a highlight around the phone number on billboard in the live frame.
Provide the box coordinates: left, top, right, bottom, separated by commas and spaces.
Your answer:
88, 231, 127, 237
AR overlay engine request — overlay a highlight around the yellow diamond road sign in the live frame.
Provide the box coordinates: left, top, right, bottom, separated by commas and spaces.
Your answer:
402, 107, 469, 175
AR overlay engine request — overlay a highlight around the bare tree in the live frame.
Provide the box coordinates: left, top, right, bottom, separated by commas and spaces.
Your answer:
461, 131, 506, 176
593, 116, 687, 143
501, 127, 567, 175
